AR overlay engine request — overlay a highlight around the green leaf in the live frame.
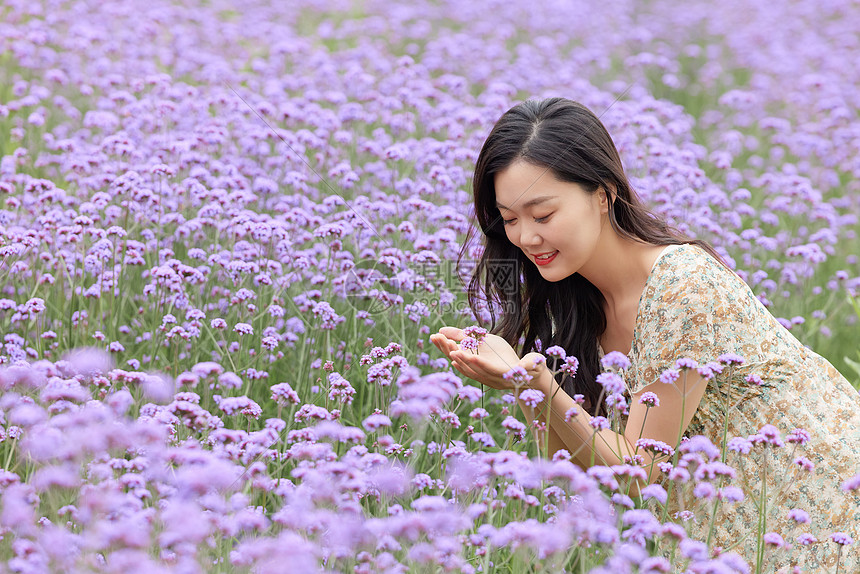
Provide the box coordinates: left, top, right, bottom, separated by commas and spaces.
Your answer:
848, 295, 860, 320
844, 356, 860, 385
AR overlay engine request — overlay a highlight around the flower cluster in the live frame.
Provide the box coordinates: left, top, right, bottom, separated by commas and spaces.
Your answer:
0, 0, 857, 571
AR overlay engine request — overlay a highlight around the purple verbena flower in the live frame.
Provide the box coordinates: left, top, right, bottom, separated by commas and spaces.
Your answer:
233, 323, 253, 336
362, 413, 392, 431
462, 326, 487, 341
717, 352, 745, 365
635, 438, 675, 457
788, 509, 810, 523
501, 416, 526, 438
638, 392, 659, 407
674, 358, 698, 370
786, 428, 810, 445
660, 522, 686, 542
745, 373, 763, 386
679, 539, 708, 560
679, 435, 720, 461
727, 437, 753, 454
590, 416, 609, 431
601, 351, 630, 371
218, 396, 262, 419
460, 337, 479, 352
471, 432, 496, 448
639, 557, 672, 572
469, 407, 489, 419
544, 346, 566, 360
693, 482, 716, 500
502, 366, 531, 387
559, 356, 579, 377
192, 362, 224, 378
763, 532, 785, 547
830, 532, 854, 546
842, 473, 860, 492
519, 389, 545, 408
755, 424, 785, 447
796, 533, 818, 545
718, 486, 745, 503
639, 484, 668, 505
458, 386, 483, 404
596, 372, 625, 394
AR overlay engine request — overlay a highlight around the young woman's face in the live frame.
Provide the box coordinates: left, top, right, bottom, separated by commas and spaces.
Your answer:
494, 160, 608, 282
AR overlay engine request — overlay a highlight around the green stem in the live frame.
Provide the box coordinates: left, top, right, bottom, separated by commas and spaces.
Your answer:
3, 437, 18, 470
705, 476, 724, 547
675, 370, 689, 451
754, 448, 768, 573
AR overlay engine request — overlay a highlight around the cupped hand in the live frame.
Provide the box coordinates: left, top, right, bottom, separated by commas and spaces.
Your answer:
429, 327, 547, 391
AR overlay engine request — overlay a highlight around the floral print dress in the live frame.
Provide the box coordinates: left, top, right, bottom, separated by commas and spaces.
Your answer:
626, 244, 860, 572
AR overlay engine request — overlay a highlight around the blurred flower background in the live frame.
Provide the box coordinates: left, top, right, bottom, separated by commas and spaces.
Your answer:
0, 0, 858, 571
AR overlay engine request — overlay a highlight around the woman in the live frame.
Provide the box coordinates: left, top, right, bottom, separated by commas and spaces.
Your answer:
430, 98, 860, 571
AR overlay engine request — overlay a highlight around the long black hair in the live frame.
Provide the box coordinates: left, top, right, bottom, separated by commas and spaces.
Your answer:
461, 97, 724, 416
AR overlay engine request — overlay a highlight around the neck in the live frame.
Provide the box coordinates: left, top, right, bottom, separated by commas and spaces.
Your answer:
578, 225, 664, 312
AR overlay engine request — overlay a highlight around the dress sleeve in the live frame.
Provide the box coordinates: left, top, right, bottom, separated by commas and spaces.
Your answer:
629, 246, 768, 394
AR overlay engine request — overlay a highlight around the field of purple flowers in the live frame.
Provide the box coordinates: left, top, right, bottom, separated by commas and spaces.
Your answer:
0, 0, 859, 572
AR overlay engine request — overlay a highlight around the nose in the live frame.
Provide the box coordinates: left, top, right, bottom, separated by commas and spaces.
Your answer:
518, 222, 542, 248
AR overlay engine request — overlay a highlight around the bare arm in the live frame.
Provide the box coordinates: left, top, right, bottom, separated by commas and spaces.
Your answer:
515, 395, 581, 467
430, 327, 710, 489
526, 362, 709, 486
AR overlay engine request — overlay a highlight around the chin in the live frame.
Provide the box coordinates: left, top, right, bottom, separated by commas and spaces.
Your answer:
536, 268, 568, 282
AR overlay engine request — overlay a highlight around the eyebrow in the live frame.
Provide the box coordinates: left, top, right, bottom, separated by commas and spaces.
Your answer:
495, 195, 558, 211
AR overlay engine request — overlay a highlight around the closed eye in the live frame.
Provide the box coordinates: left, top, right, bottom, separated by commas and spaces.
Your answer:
502, 214, 552, 225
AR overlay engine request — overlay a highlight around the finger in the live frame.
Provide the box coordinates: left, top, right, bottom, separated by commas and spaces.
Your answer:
452, 353, 508, 390
450, 355, 470, 375
430, 337, 448, 358
436, 334, 459, 354
432, 334, 458, 357
438, 326, 465, 341
452, 351, 496, 379
446, 338, 461, 354
457, 350, 508, 376
452, 357, 482, 382
450, 349, 475, 368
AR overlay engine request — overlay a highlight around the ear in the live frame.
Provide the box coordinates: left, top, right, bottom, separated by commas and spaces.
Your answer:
598, 185, 615, 215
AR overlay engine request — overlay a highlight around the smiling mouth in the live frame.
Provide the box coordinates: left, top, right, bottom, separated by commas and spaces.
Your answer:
534, 250, 558, 260
533, 250, 559, 266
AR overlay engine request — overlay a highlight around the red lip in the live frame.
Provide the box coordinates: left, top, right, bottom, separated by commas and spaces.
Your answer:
533, 250, 558, 266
